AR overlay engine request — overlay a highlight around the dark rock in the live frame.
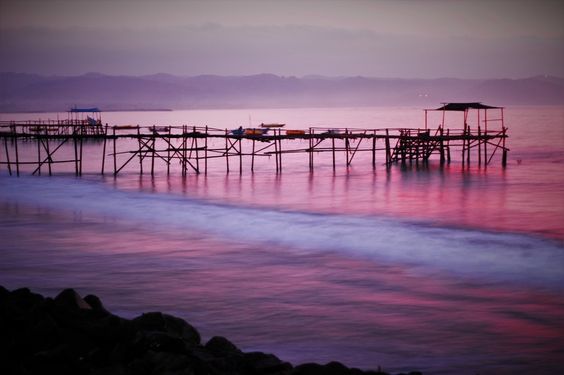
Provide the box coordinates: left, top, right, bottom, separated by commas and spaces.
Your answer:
0, 285, 9, 298
84, 294, 110, 314
133, 312, 201, 347
10, 287, 45, 311
0, 286, 422, 375
54, 288, 92, 310
149, 351, 192, 372
244, 351, 293, 374
293, 363, 328, 375
205, 336, 242, 357
143, 331, 188, 354
292, 361, 379, 375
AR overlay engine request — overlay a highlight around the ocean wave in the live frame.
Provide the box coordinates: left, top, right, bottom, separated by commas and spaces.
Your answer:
1, 174, 563, 288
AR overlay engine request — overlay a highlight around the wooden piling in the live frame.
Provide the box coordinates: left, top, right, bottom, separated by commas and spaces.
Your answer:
101, 124, 108, 174
79, 126, 83, 176
385, 129, 391, 168
439, 126, 445, 165
137, 127, 143, 175
36, 129, 41, 175
3, 135, 11, 176
502, 127, 507, 167
332, 136, 336, 171
274, 132, 279, 172
251, 139, 256, 172
478, 126, 482, 166
44, 128, 52, 176
278, 135, 283, 172
113, 127, 117, 176
372, 134, 376, 169
13, 125, 20, 176
225, 130, 230, 173
167, 127, 171, 176
151, 137, 156, 177
237, 138, 242, 174
466, 126, 471, 164
204, 126, 208, 175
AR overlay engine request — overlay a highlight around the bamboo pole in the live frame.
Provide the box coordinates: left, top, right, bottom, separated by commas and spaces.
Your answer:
308, 129, 312, 170
225, 129, 230, 173
502, 127, 507, 167
101, 124, 108, 175
44, 128, 52, 176
113, 127, 117, 176
239, 138, 243, 175
204, 126, 208, 175
466, 126, 471, 164
151, 137, 156, 177
3, 136, 11, 176
167, 127, 171, 176
251, 139, 256, 172
274, 131, 279, 172
478, 126, 482, 166
484, 110, 488, 165
79, 126, 83, 176
446, 128, 451, 163
137, 127, 143, 175
36, 129, 41, 176
345, 129, 350, 166
278, 135, 283, 172
13, 125, 19, 176
385, 129, 391, 168
194, 126, 200, 174
332, 136, 336, 171
439, 126, 445, 165
372, 133, 376, 169
461, 125, 466, 167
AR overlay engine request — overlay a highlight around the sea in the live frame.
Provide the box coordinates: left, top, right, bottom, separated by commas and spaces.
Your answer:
1, 106, 563, 374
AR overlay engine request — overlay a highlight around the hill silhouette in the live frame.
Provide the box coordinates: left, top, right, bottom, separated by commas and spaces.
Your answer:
1, 73, 562, 112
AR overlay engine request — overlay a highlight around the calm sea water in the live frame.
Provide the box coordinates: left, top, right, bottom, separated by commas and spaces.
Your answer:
1, 106, 563, 374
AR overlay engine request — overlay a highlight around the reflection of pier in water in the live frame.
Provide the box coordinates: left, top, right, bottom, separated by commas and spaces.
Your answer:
0, 103, 509, 177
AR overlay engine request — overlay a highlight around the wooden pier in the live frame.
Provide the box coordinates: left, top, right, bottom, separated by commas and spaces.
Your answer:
0, 103, 509, 177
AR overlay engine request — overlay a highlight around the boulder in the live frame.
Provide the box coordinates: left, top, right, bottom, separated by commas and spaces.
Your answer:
133, 312, 201, 347
54, 289, 92, 310
205, 336, 242, 357
84, 294, 110, 315
244, 351, 293, 374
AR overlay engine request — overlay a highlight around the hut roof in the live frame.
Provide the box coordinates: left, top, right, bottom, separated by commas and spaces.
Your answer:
434, 102, 501, 111
70, 107, 101, 113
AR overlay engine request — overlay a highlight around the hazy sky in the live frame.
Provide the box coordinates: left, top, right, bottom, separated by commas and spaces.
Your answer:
1, 0, 563, 78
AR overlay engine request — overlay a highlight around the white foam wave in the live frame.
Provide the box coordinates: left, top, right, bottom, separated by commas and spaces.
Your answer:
1, 175, 563, 288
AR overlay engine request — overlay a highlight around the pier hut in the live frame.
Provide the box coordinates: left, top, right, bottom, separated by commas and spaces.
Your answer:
68, 107, 104, 135
421, 102, 508, 166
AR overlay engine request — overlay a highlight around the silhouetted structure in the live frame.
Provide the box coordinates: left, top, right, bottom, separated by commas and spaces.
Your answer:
0, 104, 508, 176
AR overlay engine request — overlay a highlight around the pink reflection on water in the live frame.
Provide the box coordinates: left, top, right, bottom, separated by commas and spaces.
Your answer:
2, 202, 564, 374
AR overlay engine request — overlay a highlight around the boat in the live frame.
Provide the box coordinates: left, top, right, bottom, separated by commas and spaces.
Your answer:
260, 123, 285, 128
245, 128, 268, 136
230, 127, 245, 136
286, 129, 306, 135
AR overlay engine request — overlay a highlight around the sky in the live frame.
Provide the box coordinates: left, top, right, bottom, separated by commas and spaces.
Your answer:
0, 0, 563, 78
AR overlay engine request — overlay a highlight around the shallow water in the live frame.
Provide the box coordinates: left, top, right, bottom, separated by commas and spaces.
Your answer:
1, 106, 563, 374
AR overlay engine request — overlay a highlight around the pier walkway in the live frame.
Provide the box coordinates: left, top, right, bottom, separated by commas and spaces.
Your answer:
0, 121, 508, 177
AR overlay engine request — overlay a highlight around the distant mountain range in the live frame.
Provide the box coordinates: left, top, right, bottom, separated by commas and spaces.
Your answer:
1, 72, 563, 112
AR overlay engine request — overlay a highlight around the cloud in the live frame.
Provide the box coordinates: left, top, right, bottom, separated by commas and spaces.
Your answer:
1, 24, 563, 78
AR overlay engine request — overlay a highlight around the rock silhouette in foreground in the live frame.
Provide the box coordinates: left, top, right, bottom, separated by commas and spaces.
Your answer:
0, 286, 422, 375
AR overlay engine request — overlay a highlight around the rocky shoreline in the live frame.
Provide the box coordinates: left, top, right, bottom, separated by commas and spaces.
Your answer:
0, 286, 422, 375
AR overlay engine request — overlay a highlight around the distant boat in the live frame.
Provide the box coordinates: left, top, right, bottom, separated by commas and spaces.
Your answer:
260, 123, 285, 128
